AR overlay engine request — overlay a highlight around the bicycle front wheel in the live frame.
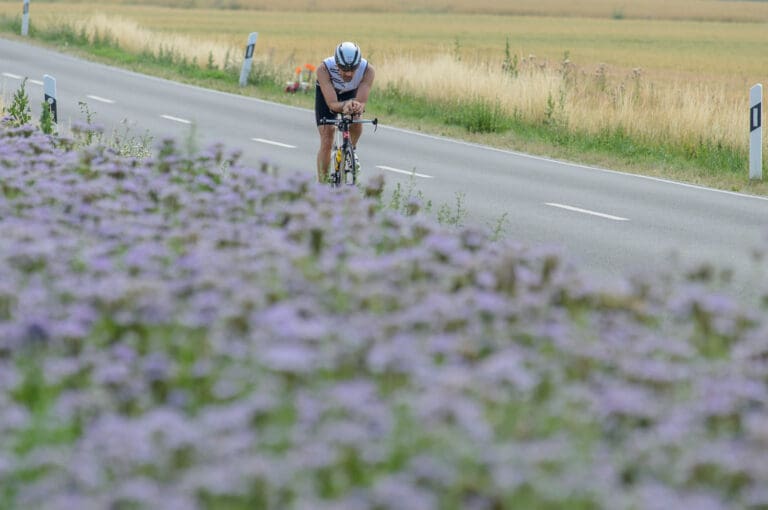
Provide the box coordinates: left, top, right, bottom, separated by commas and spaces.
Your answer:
343, 146, 357, 185
331, 147, 343, 187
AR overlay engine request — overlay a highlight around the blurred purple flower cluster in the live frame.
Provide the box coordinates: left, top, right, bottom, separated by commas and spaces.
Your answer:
1, 122, 767, 509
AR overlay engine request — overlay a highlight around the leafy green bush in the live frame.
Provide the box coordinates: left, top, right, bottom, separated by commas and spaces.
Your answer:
6, 78, 31, 127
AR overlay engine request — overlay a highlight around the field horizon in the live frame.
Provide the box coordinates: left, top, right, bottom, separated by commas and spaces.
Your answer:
12, 0, 768, 22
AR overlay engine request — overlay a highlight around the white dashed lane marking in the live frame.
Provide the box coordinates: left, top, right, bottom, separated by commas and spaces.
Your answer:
252, 138, 296, 149
161, 114, 192, 124
86, 95, 116, 104
376, 165, 434, 179
2, 73, 42, 85
545, 202, 629, 222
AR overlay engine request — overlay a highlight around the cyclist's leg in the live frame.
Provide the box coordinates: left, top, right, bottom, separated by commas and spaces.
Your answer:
350, 121, 363, 148
347, 88, 363, 148
315, 85, 336, 182
349, 115, 362, 175
317, 126, 335, 182
346, 89, 363, 173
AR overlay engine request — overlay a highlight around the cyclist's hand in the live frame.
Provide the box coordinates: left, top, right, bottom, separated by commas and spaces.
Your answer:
352, 101, 364, 115
342, 101, 357, 115
344, 100, 364, 116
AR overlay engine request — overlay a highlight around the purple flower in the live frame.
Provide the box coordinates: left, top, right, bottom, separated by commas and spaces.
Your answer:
3, 119, 768, 509
261, 343, 317, 374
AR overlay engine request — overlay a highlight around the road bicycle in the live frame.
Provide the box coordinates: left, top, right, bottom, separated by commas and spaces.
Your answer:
319, 114, 378, 187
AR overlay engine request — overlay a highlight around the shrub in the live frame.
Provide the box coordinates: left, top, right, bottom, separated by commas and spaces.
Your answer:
6, 78, 31, 127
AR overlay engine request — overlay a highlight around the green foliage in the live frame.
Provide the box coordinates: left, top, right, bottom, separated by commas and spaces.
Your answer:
38, 100, 55, 135
37, 21, 89, 46
560, 50, 574, 83
593, 63, 608, 93
388, 176, 434, 217
95, 27, 118, 48
247, 59, 282, 87
543, 87, 568, 136
544, 93, 556, 125
157, 44, 179, 66
502, 36, 519, 77
76, 101, 98, 146
564, 124, 746, 176
489, 212, 509, 241
436, 191, 467, 226
107, 120, 154, 158
7, 78, 32, 127
386, 175, 469, 227
444, 98, 512, 134
452, 36, 462, 62
0, 14, 22, 34
376, 82, 442, 119
73, 101, 153, 158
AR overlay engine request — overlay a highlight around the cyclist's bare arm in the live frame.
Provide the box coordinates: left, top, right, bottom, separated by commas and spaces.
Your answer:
317, 64, 352, 115
350, 65, 375, 115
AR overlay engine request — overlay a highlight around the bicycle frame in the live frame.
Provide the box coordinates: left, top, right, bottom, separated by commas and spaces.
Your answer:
319, 114, 378, 187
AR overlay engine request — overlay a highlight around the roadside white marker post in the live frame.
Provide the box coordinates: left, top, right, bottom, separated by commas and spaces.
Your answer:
43, 74, 57, 124
750, 84, 762, 181
239, 32, 258, 87
21, 0, 30, 36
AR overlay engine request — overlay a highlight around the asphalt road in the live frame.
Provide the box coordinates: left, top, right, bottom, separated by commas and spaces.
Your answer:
2, 37, 767, 294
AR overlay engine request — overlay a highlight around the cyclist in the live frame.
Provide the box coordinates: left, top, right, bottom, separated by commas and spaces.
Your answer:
315, 41, 376, 182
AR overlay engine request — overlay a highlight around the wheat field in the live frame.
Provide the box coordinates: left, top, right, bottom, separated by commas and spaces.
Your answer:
1, 1, 765, 156
2, 3, 766, 77
17, 0, 768, 22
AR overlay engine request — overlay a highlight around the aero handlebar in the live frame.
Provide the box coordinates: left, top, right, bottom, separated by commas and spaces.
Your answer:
319, 116, 378, 131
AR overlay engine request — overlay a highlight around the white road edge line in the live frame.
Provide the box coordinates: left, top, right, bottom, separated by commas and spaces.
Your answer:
379, 127, 768, 203
252, 138, 296, 149
86, 95, 116, 104
376, 165, 434, 179
161, 114, 192, 124
28, 79, 43, 86
545, 202, 629, 221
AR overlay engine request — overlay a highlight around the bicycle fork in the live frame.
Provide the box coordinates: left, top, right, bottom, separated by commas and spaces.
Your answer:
341, 129, 358, 185
331, 132, 355, 187
332, 145, 344, 186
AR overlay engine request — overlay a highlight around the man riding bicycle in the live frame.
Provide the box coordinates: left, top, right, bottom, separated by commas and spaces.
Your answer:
315, 41, 376, 183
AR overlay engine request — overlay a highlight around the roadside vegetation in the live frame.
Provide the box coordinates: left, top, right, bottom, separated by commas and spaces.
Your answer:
1, 2, 767, 197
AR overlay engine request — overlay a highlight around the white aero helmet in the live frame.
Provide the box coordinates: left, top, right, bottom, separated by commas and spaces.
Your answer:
334, 42, 362, 71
